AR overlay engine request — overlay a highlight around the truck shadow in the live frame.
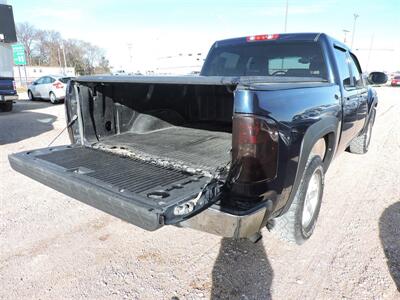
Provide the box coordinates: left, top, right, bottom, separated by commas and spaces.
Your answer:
379, 202, 400, 291
211, 238, 273, 299
0, 101, 57, 145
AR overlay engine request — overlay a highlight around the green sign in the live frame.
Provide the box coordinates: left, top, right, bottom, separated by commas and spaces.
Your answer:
12, 43, 26, 65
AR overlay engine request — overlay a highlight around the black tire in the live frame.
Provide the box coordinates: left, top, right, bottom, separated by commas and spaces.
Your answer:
49, 92, 58, 104
349, 108, 376, 154
270, 156, 324, 245
0, 101, 13, 112
28, 90, 35, 101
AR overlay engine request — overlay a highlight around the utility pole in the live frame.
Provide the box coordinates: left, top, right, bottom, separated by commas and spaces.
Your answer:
127, 43, 133, 72
61, 42, 67, 74
284, 0, 289, 32
342, 29, 350, 43
351, 13, 359, 49
57, 47, 62, 73
365, 34, 374, 72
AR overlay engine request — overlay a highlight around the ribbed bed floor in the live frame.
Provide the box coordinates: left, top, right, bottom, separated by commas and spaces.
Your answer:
96, 126, 232, 172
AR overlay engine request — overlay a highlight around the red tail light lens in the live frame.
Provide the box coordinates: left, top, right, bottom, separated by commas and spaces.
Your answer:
231, 115, 279, 183
53, 81, 64, 89
246, 34, 279, 42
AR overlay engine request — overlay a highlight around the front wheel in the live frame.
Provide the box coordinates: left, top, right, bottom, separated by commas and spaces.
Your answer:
349, 109, 376, 154
49, 92, 58, 104
269, 155, 324, 244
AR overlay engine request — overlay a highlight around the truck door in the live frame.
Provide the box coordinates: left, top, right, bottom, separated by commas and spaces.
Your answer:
333, 46, 358, 150
348, 52, 368, 134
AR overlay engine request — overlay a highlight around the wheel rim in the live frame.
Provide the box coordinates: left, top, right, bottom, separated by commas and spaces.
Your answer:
302, 169, 321, 228
28, 91, 32, 100
50, 93, 56, 103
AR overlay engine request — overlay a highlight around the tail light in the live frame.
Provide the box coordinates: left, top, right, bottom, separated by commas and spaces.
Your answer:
231, 115, 279, 184
53, 81, 64, 89
246, 34, 279, 42
12, 80, 16, 91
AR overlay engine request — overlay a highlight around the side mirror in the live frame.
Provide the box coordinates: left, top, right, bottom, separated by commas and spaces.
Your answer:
368, 72, 388, 85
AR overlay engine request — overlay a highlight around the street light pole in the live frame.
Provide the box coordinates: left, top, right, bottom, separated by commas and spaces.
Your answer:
351, 13, 359, 49
284, 0, 289, 32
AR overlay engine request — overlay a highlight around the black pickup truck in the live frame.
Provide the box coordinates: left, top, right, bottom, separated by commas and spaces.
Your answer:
9, 33, 387, 244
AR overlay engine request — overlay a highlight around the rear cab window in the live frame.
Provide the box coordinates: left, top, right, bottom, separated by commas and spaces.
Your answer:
201, 41, 328, 80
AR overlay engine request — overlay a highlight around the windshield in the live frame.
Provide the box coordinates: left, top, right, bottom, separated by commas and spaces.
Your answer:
201, 41, 328, 80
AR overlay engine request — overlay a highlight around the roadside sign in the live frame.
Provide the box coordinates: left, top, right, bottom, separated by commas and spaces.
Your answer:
12, 43, 26, 65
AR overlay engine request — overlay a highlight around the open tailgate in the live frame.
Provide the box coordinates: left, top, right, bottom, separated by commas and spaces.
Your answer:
8, 145, 221, 231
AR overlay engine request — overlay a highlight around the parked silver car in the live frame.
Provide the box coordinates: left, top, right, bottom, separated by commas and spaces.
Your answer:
27, 75, 72, 104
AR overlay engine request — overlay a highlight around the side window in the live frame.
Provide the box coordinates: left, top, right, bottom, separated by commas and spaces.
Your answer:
48, 77, 56, 83
43, 77, 52, 84
349, 53, 364, 88
36, 77, 45, 84
333, 47, 352, 89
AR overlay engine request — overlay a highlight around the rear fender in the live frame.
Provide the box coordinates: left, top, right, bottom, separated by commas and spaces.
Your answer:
279, 116, 339, 215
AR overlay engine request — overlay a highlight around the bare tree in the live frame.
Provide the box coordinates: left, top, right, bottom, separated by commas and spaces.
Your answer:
16, 22, 38, 65
15, 22, 111, 75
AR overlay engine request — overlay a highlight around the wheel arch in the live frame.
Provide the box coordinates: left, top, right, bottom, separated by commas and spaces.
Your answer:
279, 116, 339, 216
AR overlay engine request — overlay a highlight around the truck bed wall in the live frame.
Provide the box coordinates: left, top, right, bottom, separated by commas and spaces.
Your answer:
74, 82, 235, 143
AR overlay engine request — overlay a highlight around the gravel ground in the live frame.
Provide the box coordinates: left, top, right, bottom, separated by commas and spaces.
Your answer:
1, 87, 399, 299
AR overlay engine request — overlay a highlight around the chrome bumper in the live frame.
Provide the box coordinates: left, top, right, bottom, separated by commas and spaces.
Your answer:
0, 95, 18, 101
177, 205, 267, 239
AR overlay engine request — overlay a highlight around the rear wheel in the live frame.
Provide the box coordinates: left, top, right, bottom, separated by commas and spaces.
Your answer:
269, 155, 324, 244
0, 101, 13, 112
28, 90, 35, 101
49, 92, 58, 104
349, 108, 376, 154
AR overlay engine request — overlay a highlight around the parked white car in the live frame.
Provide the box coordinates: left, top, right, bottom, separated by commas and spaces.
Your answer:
27, 75, 72, 104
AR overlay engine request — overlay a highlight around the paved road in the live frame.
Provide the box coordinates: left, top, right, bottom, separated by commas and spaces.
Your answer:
1, 89, 399, 299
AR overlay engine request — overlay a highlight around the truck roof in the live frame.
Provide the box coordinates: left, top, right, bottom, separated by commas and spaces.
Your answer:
214, 32, 351, 52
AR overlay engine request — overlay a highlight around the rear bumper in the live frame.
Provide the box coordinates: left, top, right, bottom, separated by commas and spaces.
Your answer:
177, 204, 267, 239
0, 94, 18, 102
53, 89, 66, 99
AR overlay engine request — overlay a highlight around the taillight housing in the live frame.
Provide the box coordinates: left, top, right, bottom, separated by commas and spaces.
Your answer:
53, 81, 64, 89
12, 80, 16, 91
246, 34, 279, 42
231, 115, 279, 184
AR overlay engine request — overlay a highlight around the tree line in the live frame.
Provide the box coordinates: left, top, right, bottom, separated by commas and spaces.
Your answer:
16, 22, 111, 75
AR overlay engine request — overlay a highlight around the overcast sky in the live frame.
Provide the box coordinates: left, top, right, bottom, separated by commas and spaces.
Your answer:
8, 0, 400, 73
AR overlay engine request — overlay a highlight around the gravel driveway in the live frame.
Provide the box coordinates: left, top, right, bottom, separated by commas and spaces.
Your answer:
1, 88, 399, 299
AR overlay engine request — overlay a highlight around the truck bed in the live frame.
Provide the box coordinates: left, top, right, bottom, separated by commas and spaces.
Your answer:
95, 126, 231, 173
